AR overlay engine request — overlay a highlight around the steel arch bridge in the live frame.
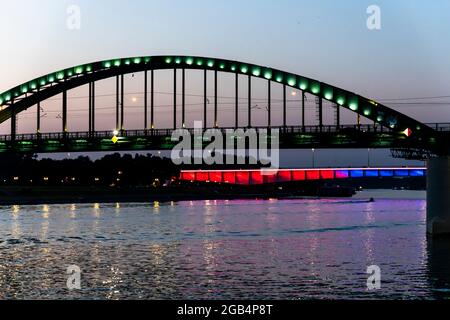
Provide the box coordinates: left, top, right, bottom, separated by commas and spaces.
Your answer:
0, 55, 445, 156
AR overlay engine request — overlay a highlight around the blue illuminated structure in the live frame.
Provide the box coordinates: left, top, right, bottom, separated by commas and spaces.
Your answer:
180, 167, 427, 185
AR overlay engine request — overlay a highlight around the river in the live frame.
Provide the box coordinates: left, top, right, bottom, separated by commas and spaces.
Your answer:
0, 190, 449, 300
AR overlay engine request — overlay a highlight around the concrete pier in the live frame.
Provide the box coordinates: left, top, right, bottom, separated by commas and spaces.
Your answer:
427, 156, 450, 236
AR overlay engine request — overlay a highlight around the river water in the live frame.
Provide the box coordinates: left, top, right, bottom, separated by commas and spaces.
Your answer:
0, 190, 449, 300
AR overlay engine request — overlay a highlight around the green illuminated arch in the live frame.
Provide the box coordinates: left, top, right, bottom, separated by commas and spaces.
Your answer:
0, 55, 433, 136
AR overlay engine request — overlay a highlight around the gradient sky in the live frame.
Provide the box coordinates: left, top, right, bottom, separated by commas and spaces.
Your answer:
0, 0, 449, 166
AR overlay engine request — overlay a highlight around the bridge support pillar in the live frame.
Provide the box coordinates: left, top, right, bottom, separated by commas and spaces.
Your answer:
427, 156, 450, 236
234, 72, 238, 128
302, 92, 305, 131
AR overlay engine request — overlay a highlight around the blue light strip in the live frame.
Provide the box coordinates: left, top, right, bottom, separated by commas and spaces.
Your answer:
180, 167, 427, 185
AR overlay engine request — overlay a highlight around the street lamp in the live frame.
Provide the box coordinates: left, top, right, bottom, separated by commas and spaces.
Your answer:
312, 148, 316, 168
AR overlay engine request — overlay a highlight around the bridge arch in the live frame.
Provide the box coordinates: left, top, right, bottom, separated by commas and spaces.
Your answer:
0, 55, 434, 137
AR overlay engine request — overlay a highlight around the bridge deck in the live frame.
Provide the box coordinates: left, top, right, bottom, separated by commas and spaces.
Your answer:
1, 124, 392, 141
179, 167, 426, 185
0, 124, 438, 154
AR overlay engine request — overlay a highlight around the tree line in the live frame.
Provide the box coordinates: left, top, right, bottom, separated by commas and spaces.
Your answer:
0, 153, 264, 186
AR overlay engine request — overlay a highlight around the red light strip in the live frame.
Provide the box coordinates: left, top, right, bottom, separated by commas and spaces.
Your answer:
179, 167, 426, 185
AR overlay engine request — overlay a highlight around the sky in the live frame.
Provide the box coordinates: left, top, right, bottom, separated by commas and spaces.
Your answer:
0, 0, 449, 166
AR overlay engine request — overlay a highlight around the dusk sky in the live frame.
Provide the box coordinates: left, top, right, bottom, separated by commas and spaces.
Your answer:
0, 0, 449, 166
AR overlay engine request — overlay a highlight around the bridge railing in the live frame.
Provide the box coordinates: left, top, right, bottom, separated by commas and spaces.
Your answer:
426, 123, 450, 132
0, 124, 392, 142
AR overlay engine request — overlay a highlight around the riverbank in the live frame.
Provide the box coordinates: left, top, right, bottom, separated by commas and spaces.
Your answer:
0, 186, 261, 206
0, 183, 356, 206
0, 193, 436, 299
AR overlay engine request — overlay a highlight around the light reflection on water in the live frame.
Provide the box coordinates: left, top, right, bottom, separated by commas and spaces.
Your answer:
0, 191, 449, 300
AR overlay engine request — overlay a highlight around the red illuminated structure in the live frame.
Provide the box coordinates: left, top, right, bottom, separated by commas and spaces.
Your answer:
179, 168, 426, 186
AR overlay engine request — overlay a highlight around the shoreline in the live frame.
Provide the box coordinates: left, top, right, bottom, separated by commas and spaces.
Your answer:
0, 193, 289, 206
0, 186, 424, 207
0, 185, 326, 206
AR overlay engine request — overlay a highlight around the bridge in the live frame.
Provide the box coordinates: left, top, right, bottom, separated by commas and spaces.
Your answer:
179, 167, 426, 185
0, 55, 449, 235
1, 55, 449, 157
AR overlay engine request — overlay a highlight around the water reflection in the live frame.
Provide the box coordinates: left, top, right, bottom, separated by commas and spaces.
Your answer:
427, 237, 450, 299
0, 196, 448, 299
364, 202, 375, 265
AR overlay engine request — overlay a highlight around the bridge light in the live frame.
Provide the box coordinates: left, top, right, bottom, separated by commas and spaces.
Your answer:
103, 61, 112, 68
185, 57, 194, 65
207, 60, 215, 67
114, 60, 122, 67
337, 97, 345, 105
230, 65, 237, 71
75, 66, 84, 74
349, 96, 359, 111
324, 91, 333, 100
252, 67, 261, 76
263, 70, 272, 79
165, 57, 172, 64
133, 57, 142, 64
275, 74, 283, 82
402, 128, 412, 137
364, 109, 371, 116
196, 58, 203, 66
175, 57, 182, 64
219, 63, 226, 69
240, 65, 249, 73
311, 83, 320, 94
124, 59, 131, 65
299, 80, 308, 91
287, 78, 296, 86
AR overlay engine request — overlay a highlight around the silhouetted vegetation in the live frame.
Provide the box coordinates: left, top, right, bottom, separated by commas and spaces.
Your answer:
0, 152, 268, 187
0, 153, 179, 186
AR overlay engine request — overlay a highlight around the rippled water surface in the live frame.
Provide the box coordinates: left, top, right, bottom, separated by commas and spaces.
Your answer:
1, 190, 449, 300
